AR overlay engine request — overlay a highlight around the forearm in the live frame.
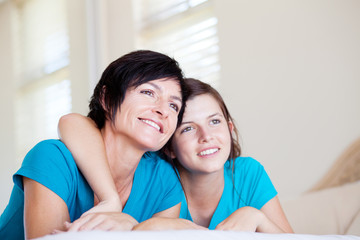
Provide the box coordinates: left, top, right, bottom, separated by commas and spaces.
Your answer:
58, 113, 120, 206
133, 218, 206, 231
256, 213, 286, 233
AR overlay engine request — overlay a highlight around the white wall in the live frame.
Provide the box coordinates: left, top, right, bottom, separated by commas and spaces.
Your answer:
1, 0, 360, 212
215, 0, 360, 199
0, 1, 18, 213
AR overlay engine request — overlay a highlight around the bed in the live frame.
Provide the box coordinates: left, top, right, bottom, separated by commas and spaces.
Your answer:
35, 230, 359, 240
35, 138, 360, 240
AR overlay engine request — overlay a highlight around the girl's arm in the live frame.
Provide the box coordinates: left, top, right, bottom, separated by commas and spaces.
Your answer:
258, 196, 294, 232
23, 177, 70, 239
133, 203, 206, 230
58, 113, 122, 215
215, 197, 293, 233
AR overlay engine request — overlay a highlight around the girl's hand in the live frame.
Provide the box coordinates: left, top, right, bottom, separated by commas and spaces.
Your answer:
215, 206, 264, 231
65, 212, 138, 231
215, 206, 285, 233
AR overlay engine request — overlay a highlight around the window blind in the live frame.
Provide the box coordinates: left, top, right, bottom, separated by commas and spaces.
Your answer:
134, 0, 220, 87
14, 0, 71, 162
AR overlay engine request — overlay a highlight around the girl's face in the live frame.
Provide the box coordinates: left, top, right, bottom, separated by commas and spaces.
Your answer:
113, 78, 182, 151
171, 94, 233, 174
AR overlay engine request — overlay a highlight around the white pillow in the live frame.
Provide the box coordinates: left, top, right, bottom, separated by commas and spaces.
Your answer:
282, 181, 360, 235
346, 209, 360, 236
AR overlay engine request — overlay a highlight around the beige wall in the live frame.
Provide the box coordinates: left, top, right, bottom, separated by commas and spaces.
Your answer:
216, 0, 360, 199
1, 0, 360, 212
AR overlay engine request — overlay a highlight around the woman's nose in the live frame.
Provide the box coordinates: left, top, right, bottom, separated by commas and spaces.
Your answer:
153, 99, 169, 118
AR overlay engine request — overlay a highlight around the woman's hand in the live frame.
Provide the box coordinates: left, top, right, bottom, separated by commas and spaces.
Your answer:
65, 212, 138, 231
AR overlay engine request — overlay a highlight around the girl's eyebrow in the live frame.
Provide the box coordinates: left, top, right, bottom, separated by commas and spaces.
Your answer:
208, 113, 223, 119
147, 82, 182, 103
180, 113, 224, 125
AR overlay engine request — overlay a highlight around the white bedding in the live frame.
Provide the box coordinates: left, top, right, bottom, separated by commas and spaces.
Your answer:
35, 230, 360, 240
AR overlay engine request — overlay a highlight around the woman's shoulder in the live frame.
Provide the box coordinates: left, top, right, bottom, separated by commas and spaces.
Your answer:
30, 139, 68, 154
23, 139, 70, 160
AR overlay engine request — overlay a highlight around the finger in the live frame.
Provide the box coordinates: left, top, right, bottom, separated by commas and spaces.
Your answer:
67, 215, 93, 231
51, 229, 65, 235
92, 221, 114, 231
77, 215, 106, 231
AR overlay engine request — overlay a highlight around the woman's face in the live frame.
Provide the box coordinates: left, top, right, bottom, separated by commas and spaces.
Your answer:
113, 78, 183, 151
171, 94, 233, 174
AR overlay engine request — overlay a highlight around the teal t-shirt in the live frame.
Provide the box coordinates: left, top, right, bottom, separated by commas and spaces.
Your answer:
0, 140, 182, 240
179, 156, 277, 229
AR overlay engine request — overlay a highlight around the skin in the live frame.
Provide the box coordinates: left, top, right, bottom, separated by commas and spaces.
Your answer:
57, 89, 293, 233
24, 78, 183, 238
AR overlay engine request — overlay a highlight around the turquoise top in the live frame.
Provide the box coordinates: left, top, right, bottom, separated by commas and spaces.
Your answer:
179, 156, 277, 229
0, 140, 182, 239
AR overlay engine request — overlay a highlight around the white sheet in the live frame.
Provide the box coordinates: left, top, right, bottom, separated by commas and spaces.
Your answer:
35, 230, 360, 240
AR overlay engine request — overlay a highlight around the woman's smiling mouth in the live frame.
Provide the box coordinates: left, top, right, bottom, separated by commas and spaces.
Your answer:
139, 118, 162, 133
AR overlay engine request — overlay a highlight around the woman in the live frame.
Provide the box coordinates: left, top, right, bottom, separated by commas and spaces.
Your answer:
0, 50, 190, 239
57, 78, 293, 232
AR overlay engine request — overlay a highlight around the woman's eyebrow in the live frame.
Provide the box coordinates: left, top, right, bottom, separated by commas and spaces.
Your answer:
148, 82, 182, 103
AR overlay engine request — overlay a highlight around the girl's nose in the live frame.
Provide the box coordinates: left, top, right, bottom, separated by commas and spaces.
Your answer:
198, 127, 213, 143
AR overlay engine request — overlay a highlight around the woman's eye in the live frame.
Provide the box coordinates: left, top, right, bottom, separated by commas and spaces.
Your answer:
140, 90, 154, 96
210, 119, 221, 125
181, 126, 193, 133
169, 103, 179, 112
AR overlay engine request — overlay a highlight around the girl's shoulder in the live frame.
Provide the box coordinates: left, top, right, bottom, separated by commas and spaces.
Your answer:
226, 156, 264, 171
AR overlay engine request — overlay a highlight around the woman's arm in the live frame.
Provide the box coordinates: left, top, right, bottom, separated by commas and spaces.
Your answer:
58, 113, 121, 215
66, 200, 183, 231
215, 197, 293, 233
23, 177, 70, 239
133, 204, 206, 230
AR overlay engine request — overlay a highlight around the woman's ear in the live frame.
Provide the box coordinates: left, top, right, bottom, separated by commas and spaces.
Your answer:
228, 121, 234, 133
100, 86, 107, 110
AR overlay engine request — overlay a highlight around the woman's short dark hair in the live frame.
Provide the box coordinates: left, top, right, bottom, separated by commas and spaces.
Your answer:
161, 78, 241, 161
88, 50, 187, 129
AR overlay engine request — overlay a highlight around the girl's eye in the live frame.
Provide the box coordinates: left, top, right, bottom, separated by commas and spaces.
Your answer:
210, 119, 221, 125
140, 90, 154, 96
181, 126, 193, 133
169, 103, 179, 112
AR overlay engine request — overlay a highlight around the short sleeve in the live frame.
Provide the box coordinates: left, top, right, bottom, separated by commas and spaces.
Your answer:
234, 157, 277, 209
13, 140, 78, 208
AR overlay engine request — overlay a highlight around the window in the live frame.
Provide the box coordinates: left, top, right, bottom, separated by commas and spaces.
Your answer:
133, 0, 220, 87
14, 0, 71, 162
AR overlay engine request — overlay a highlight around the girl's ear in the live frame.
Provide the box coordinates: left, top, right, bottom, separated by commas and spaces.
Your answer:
170, 150, 176, 159
166, 147, 176, 159
162, 142, 176, 159
228, 121, 234, 132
